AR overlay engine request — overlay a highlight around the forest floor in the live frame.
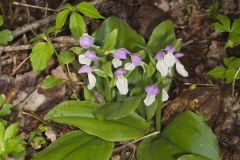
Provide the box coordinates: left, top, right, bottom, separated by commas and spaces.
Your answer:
0, 0, 240, 159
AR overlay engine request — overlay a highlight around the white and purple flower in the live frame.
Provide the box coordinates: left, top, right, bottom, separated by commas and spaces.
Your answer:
112, 48, 129, 68
114, 68, 128, 95
78, 50, 98, 65
80, 34, 93, 49
155, 45, 188, 77
78, 65, 96, 90
144, 84, 169, 106
124, 53, 144, 71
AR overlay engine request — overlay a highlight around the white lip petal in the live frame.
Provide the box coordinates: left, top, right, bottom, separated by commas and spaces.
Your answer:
176, 61, 188, 77
116, 75, 128, 95
112, 58, 122, 68
164, 53, 176, 67
124, 63, 135, 71
78, 54, 91, 65
162, 89, 169, 102
87, 72, 96, 90
156, 59, 169, 77
144, 95, 156, 106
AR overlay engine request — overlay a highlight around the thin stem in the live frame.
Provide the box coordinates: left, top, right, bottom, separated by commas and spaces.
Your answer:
20, 111, 48, 125
156, 89, 162, 131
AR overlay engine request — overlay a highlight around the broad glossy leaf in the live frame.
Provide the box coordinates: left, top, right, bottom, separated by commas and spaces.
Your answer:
42, 75, 64, 89
30, 42, 54, 74
162, 111, 220, 160
103, 29, 118, 51
44, 100, 149, 141
33, 130, 113, 160
147, 20, 177, 53
137, 136, 184, 160
76, 2, 104, 19
93, 16, 145, 51
58, 51, 75, 64
55, 9, 71, 32
137, 111, 220, 160
69, 12, 86, 39
0, 29, 13, 45
177, 154, 209, 160
94, 94, 143, 119
101, 61, 113, 78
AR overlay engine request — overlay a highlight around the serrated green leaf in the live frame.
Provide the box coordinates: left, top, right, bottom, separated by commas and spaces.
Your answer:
4, 123, 18, 142
216, 14, 231, 32
93, 16, 145, 52
0, 103, 12, 116
207, 66, 226, 79
42, 75, 64, 89
44, 100, 149, 141
103, 29, 118, 51
231, 18, 240, 34
29, 34, 46, 43
0, 29, 13, 45
62, 3, 73, 11
76, 2, 104, 19
0, 15, 3, 26
55, 9, 71, 32
225, 68, 237, 83
212, 22, 229, 32
147, 20, 176, 53
69, 12, 86, 39
137, 111, 220, 160
30, 42, 55, 74
33, 131, 113, 160
58, 51, 75, 64
177, 154, 209, 160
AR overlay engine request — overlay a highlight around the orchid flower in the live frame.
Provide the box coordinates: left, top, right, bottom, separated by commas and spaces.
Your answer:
78, 65, 96, 90
112, 48, 129, 68
78, 50, 98, 65
114, 68, 128, 95
155, 52, 168, 77
155, 45, 188, 77
144, 84, 169, 106
124, 53, 144, 71
79, 34, 93, 49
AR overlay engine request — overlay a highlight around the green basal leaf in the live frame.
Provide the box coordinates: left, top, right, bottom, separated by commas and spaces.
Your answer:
101, 61, 113, 78
42, 75, 64, 89
0, 29, 13, 45
44, 100, 149, 141
55, 9, 71, 32
58, 51, 75, 64
30, 41, 54, 74
76, 2, 104, 19
69, 12, 86, 39
0, 103, 12, 116
137, 111, 220, 160
94, 94, 144, 120
177, 154, 209, 160
103, 29, 118, 51
207, 66, 226, 79
93, 16, 146, 51
0, 15, 3, 26
147, 20, 176, 53
33, 131, 113, 160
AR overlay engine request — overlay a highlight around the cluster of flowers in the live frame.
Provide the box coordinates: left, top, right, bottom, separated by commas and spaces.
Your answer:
78, 34, 188, 107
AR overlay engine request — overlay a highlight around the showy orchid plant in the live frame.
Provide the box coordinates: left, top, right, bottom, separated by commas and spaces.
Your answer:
31, 2, 220, 160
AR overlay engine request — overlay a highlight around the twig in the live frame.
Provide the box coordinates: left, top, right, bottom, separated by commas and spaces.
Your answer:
13, 2, 57, 12
113, 131, 160, 152
232, 67, 240, 103
11, 56, 30, 75
184, 82, 219, 87
20, 111, 48, 125
0, 36, 77, 52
